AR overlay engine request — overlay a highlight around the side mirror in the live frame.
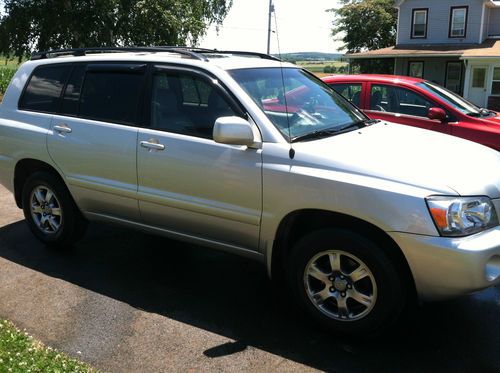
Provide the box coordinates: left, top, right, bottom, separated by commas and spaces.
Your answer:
428, 107, 447, 122
213, 116, 260, 147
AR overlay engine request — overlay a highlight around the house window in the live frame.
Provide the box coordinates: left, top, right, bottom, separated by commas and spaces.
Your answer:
411, 9, 428, 38
492, 68, 500, 96
445, 62, 462, 94
449, 7, 468, 38
408, 62, 424, 78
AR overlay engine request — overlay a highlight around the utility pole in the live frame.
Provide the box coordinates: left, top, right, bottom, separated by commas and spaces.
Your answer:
266, 0, 274, 54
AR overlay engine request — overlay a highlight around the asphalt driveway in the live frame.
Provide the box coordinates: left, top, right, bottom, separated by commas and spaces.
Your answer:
0, 183, 499, 372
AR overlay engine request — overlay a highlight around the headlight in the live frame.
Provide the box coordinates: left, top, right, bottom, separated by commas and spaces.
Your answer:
426, 196, 499, 237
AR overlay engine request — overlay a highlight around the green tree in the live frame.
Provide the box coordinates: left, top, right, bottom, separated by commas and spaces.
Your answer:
0, 0, 232, 59
330, 0, 397, 53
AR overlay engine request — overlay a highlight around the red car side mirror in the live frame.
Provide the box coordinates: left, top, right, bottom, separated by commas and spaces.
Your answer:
428, 107, 447, 122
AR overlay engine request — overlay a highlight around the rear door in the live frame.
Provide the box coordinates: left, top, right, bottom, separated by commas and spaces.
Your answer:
365, 83, 451, 134
47, 63, 146, 221
136, 66, 263, 250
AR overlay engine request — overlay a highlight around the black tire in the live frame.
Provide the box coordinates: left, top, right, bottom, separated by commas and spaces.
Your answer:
21, 171, 87, 248
288, 228, 405, 337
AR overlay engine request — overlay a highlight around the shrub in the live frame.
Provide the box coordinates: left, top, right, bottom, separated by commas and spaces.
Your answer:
0, 67, 17, 96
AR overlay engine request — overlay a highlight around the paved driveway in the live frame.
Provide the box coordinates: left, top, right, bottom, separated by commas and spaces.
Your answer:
0, 183, 499, 372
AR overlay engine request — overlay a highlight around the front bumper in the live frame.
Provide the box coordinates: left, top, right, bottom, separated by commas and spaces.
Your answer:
389, 226, 500, 301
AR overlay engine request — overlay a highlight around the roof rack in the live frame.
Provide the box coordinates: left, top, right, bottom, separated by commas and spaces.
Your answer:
30, 46, 209, 61
30, 46, 281, 62
182, 48, 281, 61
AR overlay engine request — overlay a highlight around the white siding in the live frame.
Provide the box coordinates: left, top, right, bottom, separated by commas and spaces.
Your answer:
398, 0, 484, 45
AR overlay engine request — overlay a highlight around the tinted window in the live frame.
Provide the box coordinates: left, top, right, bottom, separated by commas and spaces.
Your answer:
60, 65, 85, 116
80, 68, 144, 125
370, 84, 434, 118
330, 83, 362, 107
151, 71, 237, 139
19, 65, 71, 113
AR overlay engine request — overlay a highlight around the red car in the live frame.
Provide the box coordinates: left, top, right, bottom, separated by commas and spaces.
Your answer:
322, 74, 500, 151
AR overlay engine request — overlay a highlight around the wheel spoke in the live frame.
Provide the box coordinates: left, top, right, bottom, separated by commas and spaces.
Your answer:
335, 294, 349, 318
47, 217, 60, 231
34, 189, 45, 204
51, 208, 61, 216
308, 263, 330, 285
349, 265, 369, 283
328, 252, 341, 273
311, 287, 331, 306
44, 189, 53, 204
349, 289, 374, 307
32, 205, 43, 214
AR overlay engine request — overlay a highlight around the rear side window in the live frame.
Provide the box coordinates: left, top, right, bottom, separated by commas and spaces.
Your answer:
330, 83, 362, 107
19, 65, 71, 113
60, 65, 86, 116
79, 66, 145, 125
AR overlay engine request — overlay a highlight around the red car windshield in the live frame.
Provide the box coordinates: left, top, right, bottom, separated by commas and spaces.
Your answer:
229, 68, 365, 141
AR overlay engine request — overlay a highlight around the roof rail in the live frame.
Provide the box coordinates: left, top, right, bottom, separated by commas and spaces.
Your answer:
30, 46, 209, 61
30, 46, 281, 62
182, 48, 281, 61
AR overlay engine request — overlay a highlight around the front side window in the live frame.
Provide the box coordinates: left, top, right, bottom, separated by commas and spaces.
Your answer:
150, 71, 237, 139
370, 84, 434, 118
449, 6, 468, 38
79, 65, 145, 125
229, 68, 365, 141
19, 64, 71, 113
416, 81, 482, 116
330, 83, 362, 107
412, 9, 428, 38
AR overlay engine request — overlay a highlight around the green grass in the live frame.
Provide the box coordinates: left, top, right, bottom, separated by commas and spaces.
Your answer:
0, 319, 98, 373
297, 60, 348, 73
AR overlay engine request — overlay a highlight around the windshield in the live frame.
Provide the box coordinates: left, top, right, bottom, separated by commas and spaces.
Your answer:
416, 81, 484, 116
229, 68, 366, 140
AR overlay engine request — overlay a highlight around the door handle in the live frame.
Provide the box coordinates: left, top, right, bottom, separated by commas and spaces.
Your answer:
140, 140, 165, 151
53, 124, 72, 134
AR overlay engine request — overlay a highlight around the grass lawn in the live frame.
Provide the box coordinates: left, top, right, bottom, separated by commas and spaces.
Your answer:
0, 319, 98, 372
297, 60, 348, 73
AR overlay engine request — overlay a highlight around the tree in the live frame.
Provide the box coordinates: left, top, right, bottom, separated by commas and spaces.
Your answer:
330, 0, 397, 54
0, 0, 232, 59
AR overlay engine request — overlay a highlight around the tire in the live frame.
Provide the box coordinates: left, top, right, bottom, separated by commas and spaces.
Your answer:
288, 228, 405, 337
21, 171, 87, 248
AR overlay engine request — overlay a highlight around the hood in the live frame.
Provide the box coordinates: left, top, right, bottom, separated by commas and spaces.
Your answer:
293, 122, 500, 198
478, 112, 500, 129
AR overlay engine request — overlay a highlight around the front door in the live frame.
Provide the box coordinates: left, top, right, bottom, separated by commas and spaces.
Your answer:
365, 83, 451, 134
137, 66, 262, 250
468, 66, 488, 107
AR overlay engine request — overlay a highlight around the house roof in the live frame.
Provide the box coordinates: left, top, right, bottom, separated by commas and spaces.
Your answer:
346, 39, 500, 59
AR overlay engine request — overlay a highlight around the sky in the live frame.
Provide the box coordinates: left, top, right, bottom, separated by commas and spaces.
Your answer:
199, 0, 344, 54
0, 0, 344, 54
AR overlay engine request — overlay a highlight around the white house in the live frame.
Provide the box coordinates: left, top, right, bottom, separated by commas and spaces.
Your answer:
347, 0, 500, 110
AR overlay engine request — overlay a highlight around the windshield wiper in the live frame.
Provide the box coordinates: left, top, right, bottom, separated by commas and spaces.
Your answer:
291, 119, 378, 143
291, 128, 338, 143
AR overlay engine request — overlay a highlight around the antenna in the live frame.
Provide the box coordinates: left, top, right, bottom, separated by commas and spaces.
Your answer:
272, 4, 295, 159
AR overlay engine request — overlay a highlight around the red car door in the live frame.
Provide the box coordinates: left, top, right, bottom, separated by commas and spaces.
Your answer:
365, 83, 451, 135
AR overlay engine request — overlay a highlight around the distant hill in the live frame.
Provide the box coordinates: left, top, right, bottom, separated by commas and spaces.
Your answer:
274, 52, 343, 62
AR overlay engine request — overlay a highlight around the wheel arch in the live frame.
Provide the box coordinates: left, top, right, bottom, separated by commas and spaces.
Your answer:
270, 209, 417, 299
14, 158, 66, 208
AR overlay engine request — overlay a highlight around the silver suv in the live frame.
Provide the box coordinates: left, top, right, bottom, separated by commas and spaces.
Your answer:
1, 47, 499, 336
